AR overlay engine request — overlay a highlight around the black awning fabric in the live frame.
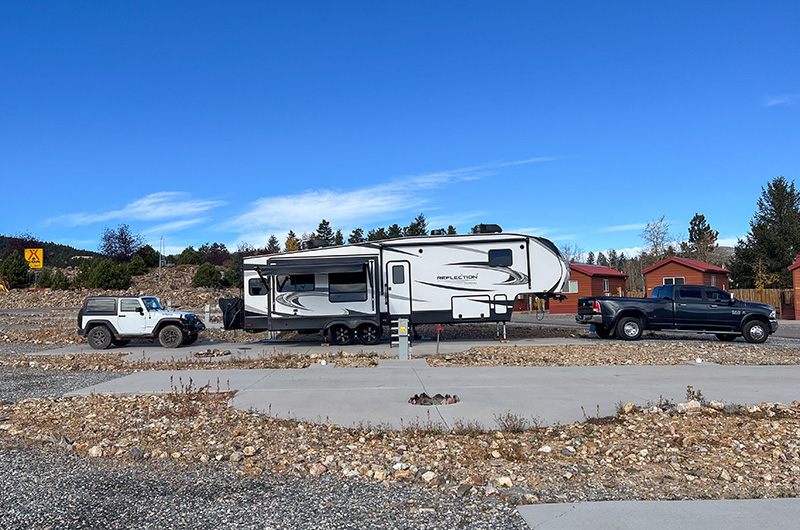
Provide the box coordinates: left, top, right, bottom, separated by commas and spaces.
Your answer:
244, 258, 371, 275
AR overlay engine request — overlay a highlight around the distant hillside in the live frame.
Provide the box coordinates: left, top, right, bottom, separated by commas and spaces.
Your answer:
0, 235, 101, 268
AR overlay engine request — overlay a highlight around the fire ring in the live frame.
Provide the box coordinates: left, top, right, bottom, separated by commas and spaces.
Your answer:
408, 392, 460, 406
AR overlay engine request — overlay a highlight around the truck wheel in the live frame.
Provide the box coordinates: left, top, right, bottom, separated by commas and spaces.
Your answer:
159, 325, 184, 348
330, 325, 353, 346
616, 317, 643, 341
357, 324, 381, 345
595, 325, 615, 339
742, 321, 768, 344
88, 325, 113, 350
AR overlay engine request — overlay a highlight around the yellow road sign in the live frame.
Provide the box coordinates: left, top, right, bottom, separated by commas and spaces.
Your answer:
25, 248, 43, 269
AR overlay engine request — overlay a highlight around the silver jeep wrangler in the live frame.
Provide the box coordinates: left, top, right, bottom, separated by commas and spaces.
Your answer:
77, 295, 205, 349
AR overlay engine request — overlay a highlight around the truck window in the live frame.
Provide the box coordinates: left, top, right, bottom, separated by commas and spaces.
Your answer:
277, 274, 315, 292
249, 278, 268, 296
329, 270, 368, 302
705, 288, 729, 303
488, 249, 513, 267
677, 286, 703, 301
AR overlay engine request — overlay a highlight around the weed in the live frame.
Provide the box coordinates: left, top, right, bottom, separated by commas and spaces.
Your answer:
452, 418, 486, 435
493, 411, 530, 433
685, 385, 707, 405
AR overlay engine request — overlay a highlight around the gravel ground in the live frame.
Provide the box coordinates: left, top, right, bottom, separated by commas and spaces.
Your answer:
0, 344, 525, 530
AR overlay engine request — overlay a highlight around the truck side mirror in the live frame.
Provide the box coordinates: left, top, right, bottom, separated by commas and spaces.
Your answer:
728, 293, 736, 304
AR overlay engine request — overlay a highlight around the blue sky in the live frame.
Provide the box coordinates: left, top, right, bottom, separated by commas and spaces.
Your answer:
2, 1, 798, 257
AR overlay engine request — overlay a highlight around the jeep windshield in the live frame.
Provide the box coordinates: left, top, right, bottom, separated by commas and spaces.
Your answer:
142, 297, 163, 311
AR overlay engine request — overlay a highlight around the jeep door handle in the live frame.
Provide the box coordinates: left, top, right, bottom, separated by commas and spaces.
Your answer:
119, 315, 126, 317
677, 303, 687, 307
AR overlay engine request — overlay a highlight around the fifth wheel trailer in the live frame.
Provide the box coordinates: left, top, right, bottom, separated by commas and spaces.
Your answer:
220, 232, 570, 345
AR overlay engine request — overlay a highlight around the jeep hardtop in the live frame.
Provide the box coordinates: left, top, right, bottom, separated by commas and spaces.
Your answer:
77, 295, 205, 349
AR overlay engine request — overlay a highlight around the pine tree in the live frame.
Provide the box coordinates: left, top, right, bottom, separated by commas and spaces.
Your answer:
730, 176, 800, 288
316, 219, 334, 242
367, 228, 387, 241
404, 213, 428, 236
348, 228, 366, 244
586, 252, 595, 265
681, 213, 719, 263
0, 250, 29, 288
267, 235, 281, 254
387, 224, 403, 239
447, 225, 457, 235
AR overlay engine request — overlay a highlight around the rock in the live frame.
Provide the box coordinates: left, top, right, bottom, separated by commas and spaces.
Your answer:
129, 448, 145, 460
394, 469, 414, 480
719, 469, 731, 481
456, 484, 472, 497
709, 400, 725, 410
230, 451, 244, 462
623, 402, 634, 414
88, 445, 103, 457
538, 445, 552, 453
421, 471, 438, 483
676, 400, 702, 413
308, 463, 327, 476
243, 446, 256, 456
495, 476, 513, 488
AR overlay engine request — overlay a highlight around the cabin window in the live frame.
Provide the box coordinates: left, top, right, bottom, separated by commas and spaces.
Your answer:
249, 278, 268, 296
561, 280, 578, 294
277, 274, 315, 292
711, 276, 717, 287
119, 299, 142, 312
488, 249, 513, 267
603, 279, 610, 291
663, 277, 685, 285
392, 265, 405, 284
329, 270, 368, 302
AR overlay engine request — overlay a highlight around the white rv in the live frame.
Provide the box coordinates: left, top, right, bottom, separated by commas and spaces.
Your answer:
220, 231, 570, 345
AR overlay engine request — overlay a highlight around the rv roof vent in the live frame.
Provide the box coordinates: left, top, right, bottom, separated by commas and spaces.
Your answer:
300, 239, 332, 250
429, 228, 446, 236
476, 224, 502, 234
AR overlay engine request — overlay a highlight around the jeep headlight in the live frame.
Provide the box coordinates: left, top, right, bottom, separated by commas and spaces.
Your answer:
770, 310, 776, 319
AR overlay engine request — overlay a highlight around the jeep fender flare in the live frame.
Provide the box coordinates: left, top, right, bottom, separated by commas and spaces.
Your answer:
82, 319, 120, 337
153, 319, 188, 336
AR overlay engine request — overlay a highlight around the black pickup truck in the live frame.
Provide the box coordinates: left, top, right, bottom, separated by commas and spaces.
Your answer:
576, 284, 778, 343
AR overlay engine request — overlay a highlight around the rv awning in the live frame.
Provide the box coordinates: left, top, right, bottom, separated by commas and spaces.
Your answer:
245, 258, 372, 276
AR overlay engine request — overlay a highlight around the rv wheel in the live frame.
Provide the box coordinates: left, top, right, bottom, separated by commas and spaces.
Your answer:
357, 324, 381, 345
330, 325, 354, 346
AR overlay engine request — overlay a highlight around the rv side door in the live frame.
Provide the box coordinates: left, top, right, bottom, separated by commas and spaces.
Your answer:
386, 261, 411, 316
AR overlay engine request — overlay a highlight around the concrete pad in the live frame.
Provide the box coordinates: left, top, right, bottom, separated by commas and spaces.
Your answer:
517, 498, 800, 530
68, 362, 800, 429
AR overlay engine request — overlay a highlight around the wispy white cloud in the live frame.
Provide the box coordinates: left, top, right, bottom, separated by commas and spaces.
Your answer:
599, 223, 647, 233
227, 158, 551, 237
46, 192, 226, 226
765, 94, 800, 107
143, 218, 207, 236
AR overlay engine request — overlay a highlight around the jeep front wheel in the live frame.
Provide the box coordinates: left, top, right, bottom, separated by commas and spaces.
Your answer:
159, 325, 184, 348
88, 325, 113, 350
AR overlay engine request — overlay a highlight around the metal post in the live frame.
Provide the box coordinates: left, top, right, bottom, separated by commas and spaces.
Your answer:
398, 318, 409, 360
204, 303, 211, 325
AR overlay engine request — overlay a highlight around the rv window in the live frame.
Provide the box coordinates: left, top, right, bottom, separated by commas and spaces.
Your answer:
249, 278, 268, 296
276, 274, 315, 292
488, 249, 513, 267
392, 265, 405, 284
329, 271, 368, 302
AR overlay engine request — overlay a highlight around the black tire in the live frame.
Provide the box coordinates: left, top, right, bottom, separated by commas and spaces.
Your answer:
183, 334, 198, 345
159, 325, 184, 348
329, 325, 354, 346
87, 325, 113, 350
742, 320, 769, 344
715, 334, 736, 342
356, 324, 381, 345
616, 316, 643, 341
595, 325, 615, 339
111, 339, 131, 347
